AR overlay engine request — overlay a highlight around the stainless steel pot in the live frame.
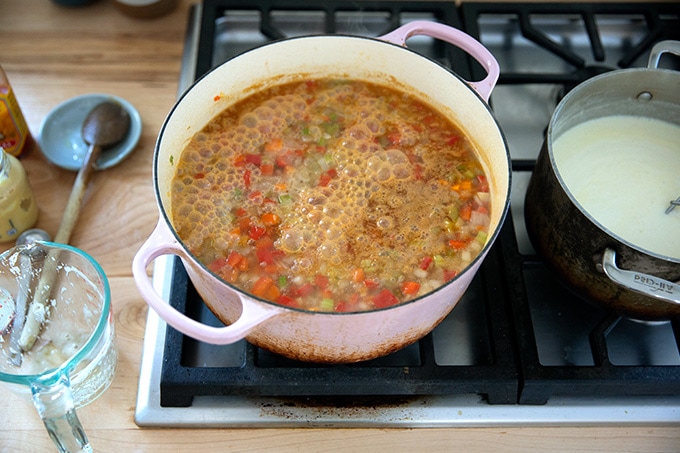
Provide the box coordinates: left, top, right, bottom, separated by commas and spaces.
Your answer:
133, 21, 511, 363
525, 41, 680, 321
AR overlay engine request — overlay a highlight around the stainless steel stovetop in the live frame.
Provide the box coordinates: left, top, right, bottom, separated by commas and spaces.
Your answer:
135, 1, 680, 427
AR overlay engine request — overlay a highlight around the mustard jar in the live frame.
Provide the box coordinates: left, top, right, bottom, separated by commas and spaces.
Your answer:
0, 147, 38, 243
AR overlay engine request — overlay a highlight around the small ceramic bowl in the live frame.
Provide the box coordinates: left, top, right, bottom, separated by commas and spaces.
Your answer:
38, 93, 142, 171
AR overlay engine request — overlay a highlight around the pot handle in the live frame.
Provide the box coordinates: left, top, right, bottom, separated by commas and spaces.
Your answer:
648, 40, 680, 69
132, 219, 283, 345
601, 248, 680, 307
379, 20, 500, 102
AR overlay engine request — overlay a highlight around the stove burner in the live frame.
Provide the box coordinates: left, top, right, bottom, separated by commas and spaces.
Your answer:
136, 1, 680, 427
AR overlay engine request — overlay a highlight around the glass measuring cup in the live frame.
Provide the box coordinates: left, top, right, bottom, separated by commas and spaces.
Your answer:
0, 241, 116, 452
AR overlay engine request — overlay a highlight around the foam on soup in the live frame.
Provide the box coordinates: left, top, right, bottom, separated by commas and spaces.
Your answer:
171, 78, 492, 312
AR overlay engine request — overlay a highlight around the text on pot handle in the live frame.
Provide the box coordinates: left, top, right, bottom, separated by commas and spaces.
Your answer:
601, 248, 680, 307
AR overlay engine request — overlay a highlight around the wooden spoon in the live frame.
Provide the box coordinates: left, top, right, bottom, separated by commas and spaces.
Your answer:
17, 101, 130, 352
55, 101, 131, 243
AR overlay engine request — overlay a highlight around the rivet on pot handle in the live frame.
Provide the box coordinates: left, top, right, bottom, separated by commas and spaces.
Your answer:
379, 20, 500, 102
648, 40, 680, 69
132, 219, 283, 344
601, 248, 680, 307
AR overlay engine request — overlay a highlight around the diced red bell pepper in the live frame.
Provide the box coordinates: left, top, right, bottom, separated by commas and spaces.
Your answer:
372, 288, 399, 308
245, 153, 262, 166
419, 255, 433, 270
248, 225, 267, 240
276, 294, 298, 308
314, 274, 329, 290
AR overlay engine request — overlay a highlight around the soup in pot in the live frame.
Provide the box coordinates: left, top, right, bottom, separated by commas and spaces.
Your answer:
553, 115, 680, 260
171, 78, 492, 312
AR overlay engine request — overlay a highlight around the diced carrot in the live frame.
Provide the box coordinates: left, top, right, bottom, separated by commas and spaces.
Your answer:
351, 268, 365, 283
233, 154, 246, 167
264, 138, 283, 152
226, 251, 248, 271
448, 239, 468, 250
251, 276, 275, 298
400, 281, 420, 296
261, 212, 282, 226
264, 284, 281, 301
459, 204, 472, 221
260, 163, 274, 176
263, 263, 279, 274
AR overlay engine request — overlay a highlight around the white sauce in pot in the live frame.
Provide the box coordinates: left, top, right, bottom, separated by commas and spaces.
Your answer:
553, 115, 680, 260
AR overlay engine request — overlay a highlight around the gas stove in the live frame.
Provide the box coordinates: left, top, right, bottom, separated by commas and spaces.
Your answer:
135, 1, 680, 427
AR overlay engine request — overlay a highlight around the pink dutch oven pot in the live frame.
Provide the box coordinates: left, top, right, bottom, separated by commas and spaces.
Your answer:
133, 21, 510, 363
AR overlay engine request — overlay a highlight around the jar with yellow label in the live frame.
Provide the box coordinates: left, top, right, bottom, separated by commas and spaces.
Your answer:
0, 65, 32, 157
0, 147, 38, 243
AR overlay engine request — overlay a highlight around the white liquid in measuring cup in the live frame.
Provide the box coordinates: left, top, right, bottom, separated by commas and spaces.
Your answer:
553, 115, 680, 260
0, 254, 116, 408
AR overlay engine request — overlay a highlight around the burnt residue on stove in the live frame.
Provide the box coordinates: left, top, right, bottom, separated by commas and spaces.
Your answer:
257, 395, 430, 421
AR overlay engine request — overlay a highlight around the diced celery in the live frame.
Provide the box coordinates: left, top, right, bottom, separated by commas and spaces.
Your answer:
448, 206, 459, 221
278, 275, 288, 288
279, 193, 292, 205
320, 298, 334, 311
476, 231, 488, 245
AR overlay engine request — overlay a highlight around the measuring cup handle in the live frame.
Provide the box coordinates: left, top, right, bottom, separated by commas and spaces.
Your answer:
379, 20, 500, 102
132, 219, 282, 345
601, 248, 680, 307
31, 372, 91, 453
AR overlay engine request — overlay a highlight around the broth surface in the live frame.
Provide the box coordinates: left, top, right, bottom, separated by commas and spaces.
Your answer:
553, 115, 680, 260
171, 79, 491, 312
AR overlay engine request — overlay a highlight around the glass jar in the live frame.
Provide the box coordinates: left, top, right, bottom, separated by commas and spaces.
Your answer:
0, 148, 38, 243
0, 65, 32, 157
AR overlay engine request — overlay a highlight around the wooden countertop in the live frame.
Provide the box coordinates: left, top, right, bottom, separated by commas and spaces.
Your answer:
1, 1, 679, 451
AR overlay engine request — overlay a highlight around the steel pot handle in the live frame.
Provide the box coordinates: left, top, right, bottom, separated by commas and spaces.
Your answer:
601, 248, 680, 307
648, 40, 680, 69
132, 219, 282, 345
379, 20, 500, 102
